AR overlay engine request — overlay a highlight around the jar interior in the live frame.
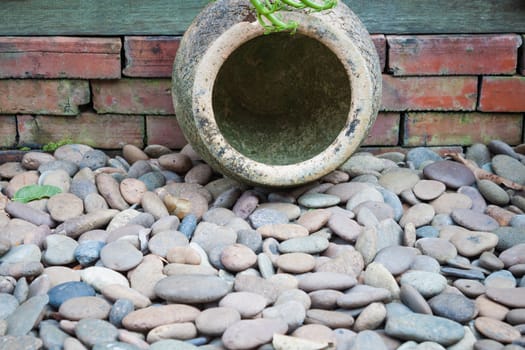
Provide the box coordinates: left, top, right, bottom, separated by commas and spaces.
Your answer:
212, 32, 351, 165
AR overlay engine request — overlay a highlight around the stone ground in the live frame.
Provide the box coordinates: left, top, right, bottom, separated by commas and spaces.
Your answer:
1, 140, 525, 350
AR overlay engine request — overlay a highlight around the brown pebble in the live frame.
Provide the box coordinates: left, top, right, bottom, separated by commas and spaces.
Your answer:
6, 170, 39, 198
184, 163, 213, 185
47, 193, 84, 222
296, 209, 331, 233
476, 295, 509, 320
221, 244, 257, 272
119, 178, 147, 205
122, 144, 149, 164
166, 246, 201, 265
95, 173, 129, 210
475, 316, 521, 344
159, 153, 193, 173
276, 253, 316, 274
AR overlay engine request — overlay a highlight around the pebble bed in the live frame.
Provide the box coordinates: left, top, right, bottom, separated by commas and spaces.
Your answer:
1, 140, 525, 350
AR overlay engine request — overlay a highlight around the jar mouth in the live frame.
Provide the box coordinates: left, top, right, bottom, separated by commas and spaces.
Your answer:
192, 14, 375, 187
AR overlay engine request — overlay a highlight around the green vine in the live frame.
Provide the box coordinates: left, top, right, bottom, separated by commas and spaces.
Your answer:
249, 0, 337, 33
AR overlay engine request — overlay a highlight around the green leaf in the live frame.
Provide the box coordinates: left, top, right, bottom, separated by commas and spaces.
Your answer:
12, 184, 62, 203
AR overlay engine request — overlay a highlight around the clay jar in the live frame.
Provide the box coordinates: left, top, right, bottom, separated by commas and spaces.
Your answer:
172, 0, 381, 187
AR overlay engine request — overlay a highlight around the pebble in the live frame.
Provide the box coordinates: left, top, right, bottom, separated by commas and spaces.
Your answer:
449, 230, 499, 257
428, 292, 477, 323
328, 213, 363, 242
80, 266, 130, 291
431, 192, 473, 215
220, 244, 257, 272
475, 317, 521, 344
451, 208, 500, 231
155, 274, 232, 303
379, 168, 420, 195
6, 294, 49, 336
279, 235, 329, 254
47, 281, 96, 308
122, 304, 199, 332
222, 318, 288, 350
485, 270, 517, 289
413, 179, 446, 201
100, 240, 143, 271
79, 150, 108, 170
399, 203, 435, 228
305, 309, 354, 328
276, 253, 316, 273
374, 246, 419, 275
43, 234, 78, 265
298, 272, 357, 292
249, 208, 289, 228
74, 240, 105, 266
5, 142, 525, 348
364, 262, 400, 298
478, 179, 510, 205
423, 160, 476, 189
400, 270, 448, 298
75, 318, 118, 348
400, 283, 432, 314
406, 147, 442, 169
486, 287, 525, 308
454, 279, 486, 298
385, 313, 465, 346
195, 307, 241, 336
491, 155, 525, 185
59, 296, 112, 320
466, 143, 491, 166
0, 293, 19, 320
494, 227, 525, 251
416, 237, 457, 263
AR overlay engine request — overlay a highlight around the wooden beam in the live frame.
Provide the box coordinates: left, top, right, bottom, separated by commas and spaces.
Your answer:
1, 0, 524, 35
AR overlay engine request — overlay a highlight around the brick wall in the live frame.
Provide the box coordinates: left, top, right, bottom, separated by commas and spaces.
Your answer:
0, 34, 524, 151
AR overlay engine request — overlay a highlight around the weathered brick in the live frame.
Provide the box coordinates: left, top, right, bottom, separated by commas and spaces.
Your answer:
146, 115, 187, 149
123, 36, 180, 77
0, 80, 90, 115
479, 76, 525, 112
388, 34, 522, 76
403, 112, 523, 147
371, 34, 386, 72
92, 79, 174, 115
0, 116, 17, 148
381, 75, 478, 111
0, 37, 121, 78
18, 113, 144, 149
519, 35, 525, 75
362, 112, 399, 146
122, 35, 385, 77
360, 146, 464, 157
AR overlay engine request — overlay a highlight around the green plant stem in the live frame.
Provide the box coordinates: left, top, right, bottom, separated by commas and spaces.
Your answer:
249, 0, 337, 33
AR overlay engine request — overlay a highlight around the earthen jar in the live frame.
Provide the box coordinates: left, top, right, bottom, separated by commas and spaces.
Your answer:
172, 0, 381, 187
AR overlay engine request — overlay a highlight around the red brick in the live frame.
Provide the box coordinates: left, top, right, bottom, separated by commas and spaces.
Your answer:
18, 113, 144, 149
388, 35, 521, 76
403, 112, 523, 147
519, 35, 525, 75
0, 116, 17, 148
92, 79, 174, 115
479, 76, 525, 112
0, 80, 89, 115
381, 75, 478, 111
371, 35, 386, 72
0, 37, 121, 79
146, 115, 187, 149
123, 36, 180, 77
362, 112, 400, 146
360, 146, 464, 157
